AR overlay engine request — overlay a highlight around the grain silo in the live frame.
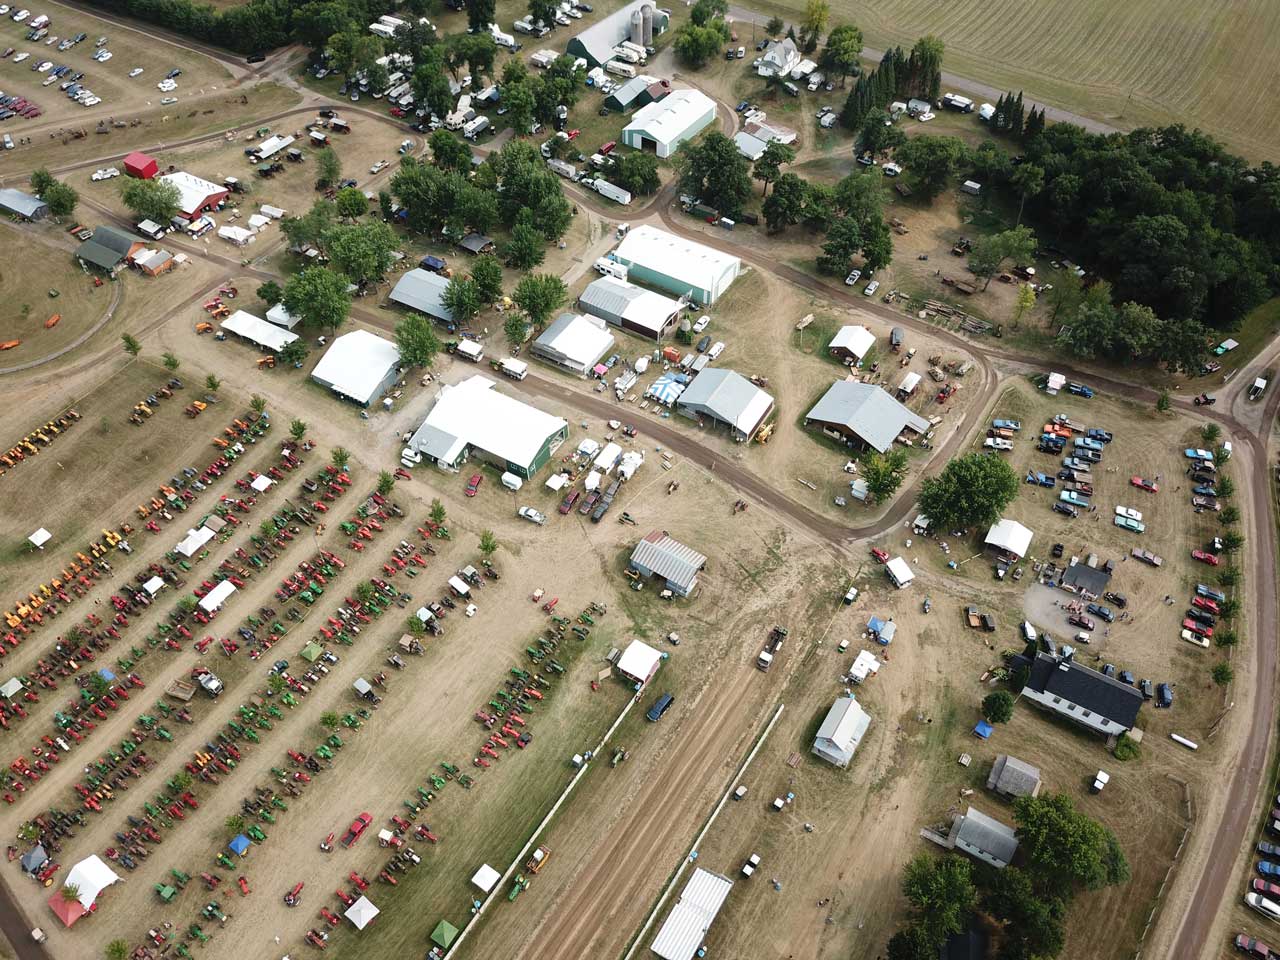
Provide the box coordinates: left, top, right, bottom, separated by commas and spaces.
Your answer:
641, 5, 653, 45
630, 8, 644, 45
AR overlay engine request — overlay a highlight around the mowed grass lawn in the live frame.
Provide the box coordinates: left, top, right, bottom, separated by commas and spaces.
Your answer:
753, 0, 1280, 160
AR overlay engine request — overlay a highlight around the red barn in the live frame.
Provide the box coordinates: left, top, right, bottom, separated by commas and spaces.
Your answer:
123, 151, 158, 180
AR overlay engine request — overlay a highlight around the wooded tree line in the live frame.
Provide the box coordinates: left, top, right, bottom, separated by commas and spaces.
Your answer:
839, 37, 944, 131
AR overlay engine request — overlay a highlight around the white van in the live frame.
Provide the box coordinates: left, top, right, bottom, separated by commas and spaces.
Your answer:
706, 341, 725, 360
782, 81, 799, 97
1020, 621, 1036, 643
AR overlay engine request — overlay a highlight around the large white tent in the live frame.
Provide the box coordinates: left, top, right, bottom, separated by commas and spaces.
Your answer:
616, 639, 662, 686
198, 580, 237, 613
175, 526, 215, 558
64, 854, 121, 910
471, 864, 500, 893
311, 329, 402, 407
221, 310, 299, 353
344, 894, 379, 930
28, 528, 51, 549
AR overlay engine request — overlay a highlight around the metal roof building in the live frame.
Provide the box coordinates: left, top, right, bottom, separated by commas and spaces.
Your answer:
566, 0, 669, 67
409, 375, 568, 479
0, 187, 48, 221
604, 75, 666, 113
389, 268, 454, 325
311, 329, 402, 407
76, 226, 144, 273
812, 696, 871, 767
221, 309, 300, 353
828, 325, 875, 363
159, 171, 229, 218
803, 380, 930, 452
531, 313, 616, 376
650, 868, 733, 960
612, 225, 740, 306
676, 368, 773, 440
578, 274, 682, 340
622, 89, 716, 159
615, 638, 663, 686
628, 530, 706, 597
947, 806, 1018, 869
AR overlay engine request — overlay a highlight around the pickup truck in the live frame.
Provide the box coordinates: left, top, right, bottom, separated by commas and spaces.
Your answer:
192, 667, 223, 698
1183, 448, 1214, 461
1060, 490, 1090, 508
992, 419, 1021, 431
756, 626, 786, 670
983, 437, 1013, 451
1061, 457, 1091, 472
1131, 547, 1163, 567
1196, 583, 1226, 603
1073, 437, 1104, 452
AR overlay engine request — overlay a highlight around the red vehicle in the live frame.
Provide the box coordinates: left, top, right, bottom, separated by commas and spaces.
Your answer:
1130, 476, 1159, 493
389, 107, 405, 117
340, 812, 373, 848
1182, 618, 1213, 639
1068, 614, 1095, 631
1235, 934, 1274, 958
1192, 596, 1220, 614
600, 140, 616, 154
1191, 549, 1220, 566
1253, 879, 1280, 899
558, 490, 580, 515
870, 547, 889, 564
465, 474, 482, 497
565, 128, 580, 140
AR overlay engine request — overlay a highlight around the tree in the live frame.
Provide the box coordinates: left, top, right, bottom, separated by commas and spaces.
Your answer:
1010, 162, 1044, 226
802, 0, 829, 36
335, 186, 368, 221
762, 173, 807, 234
284, 267, 352, 334
177, 595, 198, 614
861, 448, 909, 502
316, 146, 342, 188
1213, 662, 1234, 686
290, 418, 308, 442
160, 352, 179, 373
59, 883, 80, 904
1218, 473, 1236, 496
901, 854, 975, 947
466, 0, 496, 34
766, 15, 784, 35
106, 940, 130, 960
529, 0, 557, 28
611, 152, 661, 197
673, 21, 725, 66
887, 923, 939, 960
908, 35, 944, 100
279, 340, 309, 367
394, 313, 442, 367
121, 333, 141, 360
120, 177, 181, 223
1200, 423, 1221, 444
282, 201, 336, 252
1012, 792, 1129, 891
917, 452, 1019, 532
30, 168, 54, 195
471, 255, 504, 305
257, 280, 283, 306
677, 132, 752, 217
44, 180, 78, 219
479, 529, 498, 558
1047, 268, 1084, 321
250, 394, 267, 414
223, 814, 245, 836
1215, 628, 1238, 648
16, 821, 40, 843
1012, 283, 1036, 328
406, 613, 426, 637
326, 222, 399, 284
320, 711, 340, 731
1218, 597, 1241, 620
753, 141, 796, 196
893, 136, 969, 201
1223, 530, 1245, 553
377, 470, 395, 496
820, 24, 862, 86
860, 111, 906, 156
442, 276, 482, 326
690, 0, 727, 25
967, 226, 1037, 290
260, 518, 279, 539
982, 690, 1015, 723
429, 130, 473, 174
355, 581, 376, 605
513, 273, 567, 329
980, 866, 1066, 958
330, 447, 351, 471
504, 313, 530, 345
503, 218, 546, 269
1219, 566, 1242, 587
267, 673, 286, 695
1156, 389, 1171, 412
430, 498, 447, 524
1221, 505, 1241, 525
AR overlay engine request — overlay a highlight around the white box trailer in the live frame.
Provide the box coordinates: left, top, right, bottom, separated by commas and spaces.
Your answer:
943, 93, 974, 112
546, 158, 579, 180
605, 60, 636, 79
790, 59, 817, 80
500, 358, 528, 380
588, 178, 632, 204
611, 44, 641, 64
447, 575, 471, 598
463, 116, 490, 140
369, 22, 395, 38
961, 180, 982, 195
530, 49, 558, 68
456, 339, 484, 362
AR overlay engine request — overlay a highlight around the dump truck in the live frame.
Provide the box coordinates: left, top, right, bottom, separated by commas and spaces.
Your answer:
526, 845, 551, 874
756, 626, 786, 671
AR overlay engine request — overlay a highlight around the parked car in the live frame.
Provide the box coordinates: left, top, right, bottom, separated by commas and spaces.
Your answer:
558, 490, 579, 514
1236, 934, 1275, 958
844, 269, 861, 287
1086, 603, 1114, 623
1182, 618, 1212, 639
1192, 596, 1220, 614
1260, 862, 1280, 879
464, 474, 482, 497
1114, 515, 1145, 533
1253, 879, 1280, 899
517, 506, 546, 525
1130, 475, 1158, 492
1068, 615, 1095, 631
1114, 505, 1143, 521
645, 692, 674, 722
1192, 549, 1220, 566
870, 547, 889, 563
1197, 584, 1226, 602
1051, 503, 1078, 518
864, 279, 880, 296
340, 812, 373, 847
1051, 542, 1064, 558
1138, 679, 1153, 700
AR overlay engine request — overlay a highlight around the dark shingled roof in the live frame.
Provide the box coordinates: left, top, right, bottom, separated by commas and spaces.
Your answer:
1061, 560, 1111, 595
1025, 652, 1144, 729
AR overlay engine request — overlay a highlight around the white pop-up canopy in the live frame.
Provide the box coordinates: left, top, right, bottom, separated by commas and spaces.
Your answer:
616, 639, 662, 686
250, 474, 273, 493
198, 580, 237, 613
64, 855, 120, 910
0, 678, 23, 699
344, 895, 379, 930
28, 528, 51, 549
471, 864, 500, 893
142, 576, 165, 596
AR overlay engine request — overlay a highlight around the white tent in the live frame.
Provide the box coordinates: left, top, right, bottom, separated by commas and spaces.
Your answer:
0, 678, 24, 699
142, 576, 165, 596
176, 526, 214, 558
250, 474, 273, 493
617, 450, 644, 480
849, 650, 880, 683
577, 438, 601, 458
28, 528, 51, 549
198, 580, 237, 613
985, 519, 1033, 559
1045, 372, 1066, 394
545, 472, 570, 491
344, 894, 379, 930
593, 442, 622, 473
471, 864, 500, 893
64, 855, 120, 910
886, 556, 914, 588
217, 225, 256, 246
248, 213, 271, 230
616, 638, 662, 685
584, 470, 602, 492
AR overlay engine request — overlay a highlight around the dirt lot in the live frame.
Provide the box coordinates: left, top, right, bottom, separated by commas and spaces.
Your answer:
0, 4, 230, 129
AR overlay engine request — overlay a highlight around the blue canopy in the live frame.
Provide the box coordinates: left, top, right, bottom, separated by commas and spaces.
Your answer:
973, 720, 993, 740
229, 834, 251, 855
867, 616, 886, 634
97, 667, 117, 682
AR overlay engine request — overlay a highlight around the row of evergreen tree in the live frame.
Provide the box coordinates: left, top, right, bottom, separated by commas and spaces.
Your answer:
991, 91, 1047, 139
838, 40, 943, 132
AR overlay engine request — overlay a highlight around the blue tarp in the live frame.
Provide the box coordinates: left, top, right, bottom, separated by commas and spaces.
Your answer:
97, 667, 117, 682
973, 720, 993, 740
867, 616, 885, 633
229, 834, 250, 856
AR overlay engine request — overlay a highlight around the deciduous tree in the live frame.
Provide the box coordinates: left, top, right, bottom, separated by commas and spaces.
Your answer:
120, 177, 182, 223
394, 313, 442, 367
284, 267, 352, 334
917, 452, 1019, 531
513, 273, 566, 329
442, 276, 482, 326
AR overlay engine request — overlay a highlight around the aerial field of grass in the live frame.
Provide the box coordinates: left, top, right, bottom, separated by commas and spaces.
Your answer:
753, 0, 1280, 160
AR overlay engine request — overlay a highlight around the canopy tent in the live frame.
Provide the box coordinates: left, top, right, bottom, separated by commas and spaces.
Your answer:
471, 864, 500, 893
353, 678, 374, 697
974, 720, 994, 740
300, 641, 323, 663
886, 556, 914, 588
20, 844, 48, 874
97, 667, 117, 682
64, 854, 120, 911
431, 920, 459, 948
545, 472, 570, 491
616, 639, 662, 686
143, 576, 165, 596
645, 373, 686, 407
250, 474, 273, 492
176, 526, 215, 558
1045, 372, 1066, 394
584, 470, 602, 492
198, 580, 237, 613
576, 438, 601, 458
229, 834, 251, 856
0, 678, 24, 699
248, 213, 271, 230
48, 891, 87, 927
344, 895, 379, 930
28, 528, 51, 549
985, 519, 1033, 559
